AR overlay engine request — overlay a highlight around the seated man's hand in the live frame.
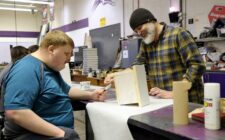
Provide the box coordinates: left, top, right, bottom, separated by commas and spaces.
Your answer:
104, 73, 114, 85
149, 87, 173, 99
90, 89, 107, 102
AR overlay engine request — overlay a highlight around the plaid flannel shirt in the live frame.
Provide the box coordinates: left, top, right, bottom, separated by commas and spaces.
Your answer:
134, 24, 206, 103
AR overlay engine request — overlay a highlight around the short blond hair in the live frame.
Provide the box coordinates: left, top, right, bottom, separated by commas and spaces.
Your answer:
40, 30, 74, 49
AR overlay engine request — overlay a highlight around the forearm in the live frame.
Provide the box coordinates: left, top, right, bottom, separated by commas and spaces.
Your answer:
68, 87, 92, 100
184, 57, 206, 81
5, 109, 64, 137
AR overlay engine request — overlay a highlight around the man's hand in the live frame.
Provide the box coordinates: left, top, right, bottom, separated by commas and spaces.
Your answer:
104, 73, 114, 85
89, 89, 106, 101
149, 87, 173, 99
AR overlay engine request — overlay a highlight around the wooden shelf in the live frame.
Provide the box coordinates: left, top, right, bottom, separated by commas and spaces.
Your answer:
71, 74, 107, 87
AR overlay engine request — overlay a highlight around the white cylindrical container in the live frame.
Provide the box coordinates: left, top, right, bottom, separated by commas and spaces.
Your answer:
204, 83, 220, 130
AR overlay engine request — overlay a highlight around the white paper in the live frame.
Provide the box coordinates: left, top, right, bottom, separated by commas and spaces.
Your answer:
123, 50, 128, 58
86, 97, 173, 140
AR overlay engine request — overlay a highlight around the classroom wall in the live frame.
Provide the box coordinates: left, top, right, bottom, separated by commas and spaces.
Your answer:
52, 0, 124, 46
138, 0, 170, 24
53, 0, 171, 46
1, 0, 224, 63
0, 10, 41, 31
184, 0, 225, 38
0, 10, 42, 63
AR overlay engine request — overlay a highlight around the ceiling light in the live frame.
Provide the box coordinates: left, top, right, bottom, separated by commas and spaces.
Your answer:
0, 2, 35, 8
169, 7, 176, 12
2, 0, 53, 5
0, 7, 37, 12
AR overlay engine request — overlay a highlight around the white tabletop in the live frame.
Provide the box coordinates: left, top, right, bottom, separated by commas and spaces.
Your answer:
86, 96, 173, 140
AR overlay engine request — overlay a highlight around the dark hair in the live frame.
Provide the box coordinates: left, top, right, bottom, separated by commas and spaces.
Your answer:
10, 46, 28, 63
28, 45, 39, 53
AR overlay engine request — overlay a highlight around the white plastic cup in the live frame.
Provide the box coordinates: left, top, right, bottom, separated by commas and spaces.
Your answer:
204, 83, 220, 130
80, 81, 91, 90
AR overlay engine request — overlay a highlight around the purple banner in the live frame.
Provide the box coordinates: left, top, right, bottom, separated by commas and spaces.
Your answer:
0, 31, 39, 38
0, 18, 88, 38
54, 18, 89, 32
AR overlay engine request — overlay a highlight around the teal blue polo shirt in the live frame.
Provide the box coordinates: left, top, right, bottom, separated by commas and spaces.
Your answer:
4, 55, 74, 128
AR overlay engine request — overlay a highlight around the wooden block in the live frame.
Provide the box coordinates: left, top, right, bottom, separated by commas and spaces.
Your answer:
133, 65, 150, 107
220, 98, 225, 113
147, 80, 151, 91
220, 98, 225, 105
173, 81, 192, 125
220, 106, 225, 113
113, 65, 149, 107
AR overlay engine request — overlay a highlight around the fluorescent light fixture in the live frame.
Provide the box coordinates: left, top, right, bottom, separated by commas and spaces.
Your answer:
169, 6, 176, 12
0, 2, 35, 8
2, 0, 53, 5
0, 7, 37, 12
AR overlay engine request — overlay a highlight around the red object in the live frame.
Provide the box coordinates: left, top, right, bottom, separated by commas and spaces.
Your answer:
192, 112, 225, 127
208, 5, 225, 24
192, 113, 205, 123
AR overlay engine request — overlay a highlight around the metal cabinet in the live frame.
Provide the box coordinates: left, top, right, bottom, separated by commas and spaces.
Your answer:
120, 38, 141, 68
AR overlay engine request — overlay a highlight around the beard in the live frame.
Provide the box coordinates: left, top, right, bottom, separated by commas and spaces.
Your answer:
143, 33, 155, 44
143, 23, 156, 45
